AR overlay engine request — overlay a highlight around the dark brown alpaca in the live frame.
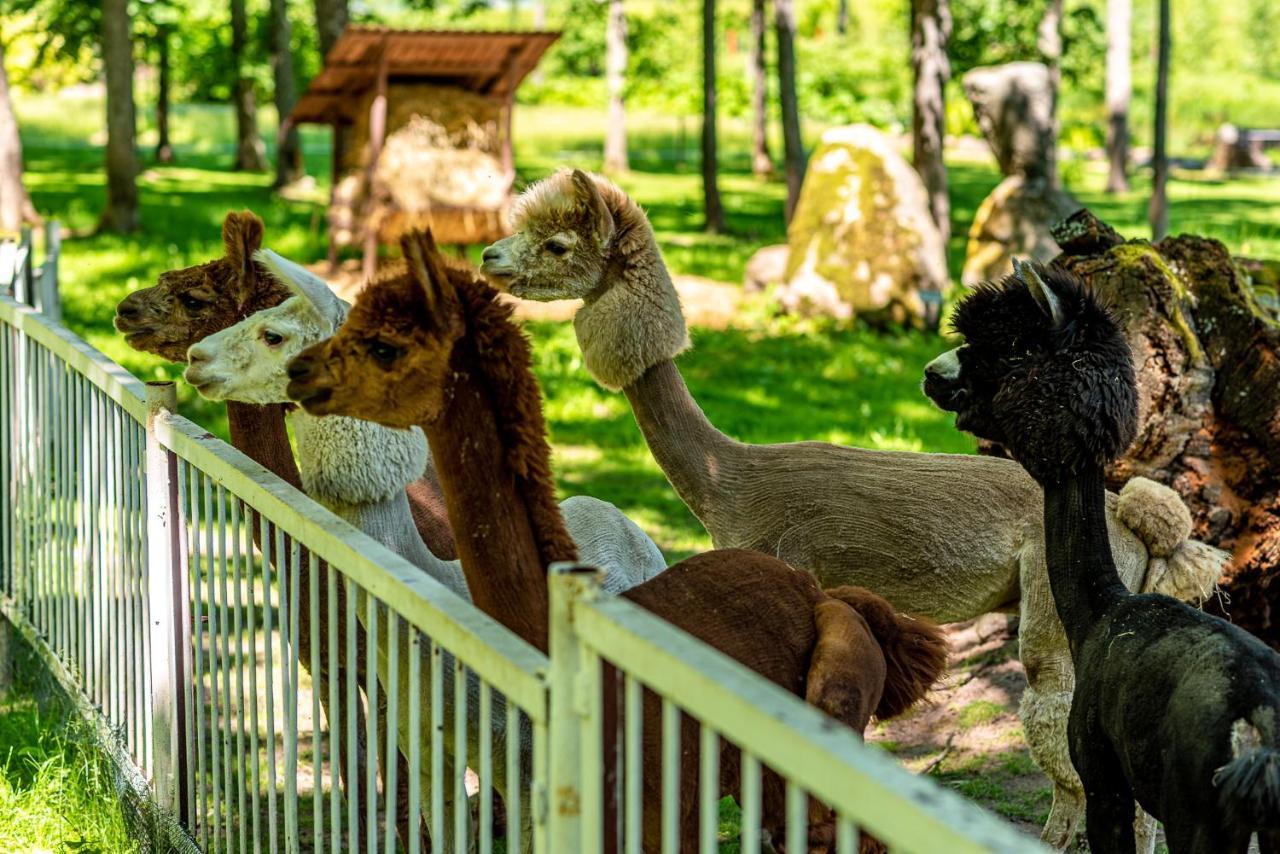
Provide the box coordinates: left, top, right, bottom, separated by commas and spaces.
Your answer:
286, 231, 948, 851
112, 211, 450, 849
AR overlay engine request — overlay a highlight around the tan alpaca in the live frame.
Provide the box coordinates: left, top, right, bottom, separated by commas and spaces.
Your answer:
480, 169, 1230, 851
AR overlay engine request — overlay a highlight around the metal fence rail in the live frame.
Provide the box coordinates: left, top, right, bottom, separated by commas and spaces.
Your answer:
547, 566, 1049, 854
2, 286, 1049, 853
0, 293, 551, 854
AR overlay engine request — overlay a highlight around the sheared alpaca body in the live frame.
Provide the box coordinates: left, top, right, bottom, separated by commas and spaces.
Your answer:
925, 261, 1280, 854
186, 248, 666, 850
479, 170, 1230, 850
285, 231, 949, 852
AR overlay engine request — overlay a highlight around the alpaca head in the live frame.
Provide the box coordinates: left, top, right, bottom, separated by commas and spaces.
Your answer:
922, 260, 1138, 483
113, 211, 289, 363
287, 230, 466, 430
184, 250, 348, 405
480, 168, 619, 300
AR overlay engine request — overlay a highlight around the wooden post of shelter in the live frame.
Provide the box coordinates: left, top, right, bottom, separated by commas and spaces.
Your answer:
363, 38, 390, 283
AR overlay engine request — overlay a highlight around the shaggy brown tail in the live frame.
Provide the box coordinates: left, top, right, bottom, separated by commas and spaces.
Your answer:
824, 586, 948, 720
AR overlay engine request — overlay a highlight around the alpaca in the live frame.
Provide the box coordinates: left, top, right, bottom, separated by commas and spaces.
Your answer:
284, 229, 949, 851
186, 247, 668, 849
478, 169, 1230, 850
923, 260, 1280, 854
113, 210, 456, 557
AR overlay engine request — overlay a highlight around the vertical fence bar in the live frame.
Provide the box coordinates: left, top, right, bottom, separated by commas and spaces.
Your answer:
144, 382, 184, 814
383, 611, 399, 854
407, 630, 421, 854
230, 498, 249, 854
505, 702, 521, 854
245, 508, 263, 854
740, 753, 761, 854
326, 563, 341, 853
546, 563, 602, 854
786, 782, 807, 854
344, 578, 359, 852
309, 553, 323, 854
216, 484, 235, 849
478, 680, 492, 854
453, 654, 467, 852
261, 517, 280, 854
430, 639, 444, 849
699, 724, 719, 853
624, 675, 642, 854
364, 592, 378, 854
285, 533, 300, 854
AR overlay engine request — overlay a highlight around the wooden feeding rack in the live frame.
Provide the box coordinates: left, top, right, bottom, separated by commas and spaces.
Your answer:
288, 26, 560, 278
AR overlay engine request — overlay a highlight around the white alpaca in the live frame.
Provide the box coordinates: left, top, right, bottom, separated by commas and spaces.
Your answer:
481, 169, 1231, 852
185, 250, 666, 850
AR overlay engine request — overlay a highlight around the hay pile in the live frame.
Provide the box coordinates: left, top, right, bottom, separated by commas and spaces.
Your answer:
331, 83, 512, 246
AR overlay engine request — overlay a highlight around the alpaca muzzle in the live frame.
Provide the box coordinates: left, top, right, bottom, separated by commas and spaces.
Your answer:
285, 349, 335, 412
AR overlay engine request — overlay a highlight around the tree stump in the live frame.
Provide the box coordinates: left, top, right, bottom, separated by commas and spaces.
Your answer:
1047, 210, 1280, 647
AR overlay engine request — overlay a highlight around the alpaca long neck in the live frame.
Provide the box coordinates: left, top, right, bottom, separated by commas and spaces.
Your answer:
1042, 466, 1129, 658
336, 491, 470, 599
623, 359, 737, 526
423, 360, 554, 654
227, 401, 301, 489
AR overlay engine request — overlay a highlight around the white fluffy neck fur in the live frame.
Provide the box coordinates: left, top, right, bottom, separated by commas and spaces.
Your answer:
574, 193, 691, 390
287, 408, 428, 506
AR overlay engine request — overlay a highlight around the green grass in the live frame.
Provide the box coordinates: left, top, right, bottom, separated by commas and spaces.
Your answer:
0, 635, 136, 853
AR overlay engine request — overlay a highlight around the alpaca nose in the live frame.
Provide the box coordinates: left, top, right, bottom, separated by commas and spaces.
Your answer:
925, 348, 962, 382
116, 299, 140, 320
481, 245, 503, 264
187, 346, 209, 366
287, 355, 313, 382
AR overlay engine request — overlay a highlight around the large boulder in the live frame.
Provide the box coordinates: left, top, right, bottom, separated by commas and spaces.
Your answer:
962, 61, 1057, 181
778, 124, 948, 328
961, 174, 1080, 285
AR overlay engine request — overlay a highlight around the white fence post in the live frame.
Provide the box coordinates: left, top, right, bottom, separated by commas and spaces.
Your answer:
547, 563, 604, 853
145, 381, 185, 814
38, 221, 60, 323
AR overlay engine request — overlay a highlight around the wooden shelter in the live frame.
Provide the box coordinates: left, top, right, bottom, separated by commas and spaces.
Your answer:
288, 27, 559, 277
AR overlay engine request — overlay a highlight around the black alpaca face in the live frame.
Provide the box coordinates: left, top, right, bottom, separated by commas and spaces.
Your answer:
922, 261, 1139, 482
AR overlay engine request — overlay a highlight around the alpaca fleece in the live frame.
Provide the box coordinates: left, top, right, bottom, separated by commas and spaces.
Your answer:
288, 230, 950, 851
930, 262, 1280, 854
482, 171, 1230, 849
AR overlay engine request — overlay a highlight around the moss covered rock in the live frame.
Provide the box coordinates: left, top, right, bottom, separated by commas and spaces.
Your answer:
780, 125, 948, 328
962, 174, 1080, 286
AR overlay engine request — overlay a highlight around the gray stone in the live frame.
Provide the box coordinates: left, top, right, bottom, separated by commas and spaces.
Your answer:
963, 62, 1057, 180
962, 175, 1080, 286
778, 124, 948, 328
744, 244, 789, 293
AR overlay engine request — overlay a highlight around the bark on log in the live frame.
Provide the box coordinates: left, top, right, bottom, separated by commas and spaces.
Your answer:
1044, 209, 1280, 647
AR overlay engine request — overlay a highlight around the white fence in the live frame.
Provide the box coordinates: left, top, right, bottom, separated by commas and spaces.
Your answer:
0, 280, 1046, 853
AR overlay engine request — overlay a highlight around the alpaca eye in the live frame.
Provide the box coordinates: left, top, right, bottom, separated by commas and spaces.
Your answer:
262, 331, 284, 347
180, 294, 205, 310
369, 341, 400, 366
543, 239, 569, 256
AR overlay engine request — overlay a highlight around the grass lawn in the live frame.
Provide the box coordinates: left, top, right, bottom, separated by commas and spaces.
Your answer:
0, 634, 136, 852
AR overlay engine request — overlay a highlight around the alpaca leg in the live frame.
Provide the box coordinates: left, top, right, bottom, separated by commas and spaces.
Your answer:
1131, 803, 1158, 854
1017, 551, 1086, 850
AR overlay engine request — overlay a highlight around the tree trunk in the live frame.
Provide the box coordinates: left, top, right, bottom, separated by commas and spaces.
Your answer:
837, 0, 849, 35
1050, 209, 1280, 651
154, 27, 175, 164
911, 0, 951, 248
1149, 0, 1171, 240
701, 0, 725, 233
1104, 0, 1131, 193
231, 0, 268, 172
314, 0, 348, 59
750, 0, 773, 177
99, 0, 139, 234
1037, 0, 1063, 188
775, 0, 804, 222
270, 0, 304, 187
603, 0, 629, 174
0, 41, 40, 233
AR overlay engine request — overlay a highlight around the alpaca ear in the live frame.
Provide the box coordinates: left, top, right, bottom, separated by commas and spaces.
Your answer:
222, 210, 265, 279
255, 249, 348, 330
1015, 258, 1065, 328
570, 169, 615, 243
401, 229, 457, 325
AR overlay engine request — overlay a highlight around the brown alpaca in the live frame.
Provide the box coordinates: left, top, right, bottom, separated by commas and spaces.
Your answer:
286, 231, 948, 851
112, 210, 446, 849
480, 170, 1231, 851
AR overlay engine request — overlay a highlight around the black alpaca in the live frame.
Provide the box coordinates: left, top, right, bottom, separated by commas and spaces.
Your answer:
923, 260, 1280, 853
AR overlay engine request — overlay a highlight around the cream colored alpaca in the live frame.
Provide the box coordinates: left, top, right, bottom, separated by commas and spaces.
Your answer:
185, 248, 666, 850
481, 169, 1230, 852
